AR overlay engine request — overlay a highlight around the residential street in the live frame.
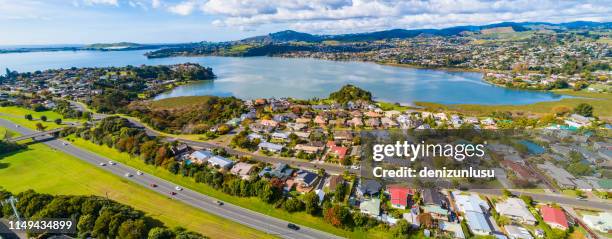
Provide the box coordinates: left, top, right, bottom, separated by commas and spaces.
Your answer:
0, 118, 343, 239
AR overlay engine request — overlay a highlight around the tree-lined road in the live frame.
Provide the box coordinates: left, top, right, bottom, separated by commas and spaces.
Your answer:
0, 118, 342, 239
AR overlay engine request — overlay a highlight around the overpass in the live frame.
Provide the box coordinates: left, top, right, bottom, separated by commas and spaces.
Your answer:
7, 127, 65, 142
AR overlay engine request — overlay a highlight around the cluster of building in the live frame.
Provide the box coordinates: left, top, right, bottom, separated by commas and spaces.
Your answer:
484, 71, 611, 90
278, 33, 610, 73
0, 63, 202, 101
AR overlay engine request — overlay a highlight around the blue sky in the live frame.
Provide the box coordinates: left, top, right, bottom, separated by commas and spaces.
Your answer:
1, 0, 610, 45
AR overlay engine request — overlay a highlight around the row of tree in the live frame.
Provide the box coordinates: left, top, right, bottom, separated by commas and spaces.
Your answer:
0, 189, 206, 239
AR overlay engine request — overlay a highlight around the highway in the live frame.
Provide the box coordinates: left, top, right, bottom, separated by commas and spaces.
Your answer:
0, 119, 343, 239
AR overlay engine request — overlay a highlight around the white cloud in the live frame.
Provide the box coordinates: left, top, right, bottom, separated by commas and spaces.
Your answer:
151, 0, 161, 8
168, 0, 199, 15
83, 0, 119, 6
167, 0, 612, 33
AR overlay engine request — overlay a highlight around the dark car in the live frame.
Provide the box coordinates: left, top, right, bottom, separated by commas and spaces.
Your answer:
170, 192, 177, 196
150, 183, 157, 187
287, 223, 300, 230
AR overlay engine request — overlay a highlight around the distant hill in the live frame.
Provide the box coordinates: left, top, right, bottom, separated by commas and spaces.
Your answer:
238, 21, 610, 43
84, 42, 143, 50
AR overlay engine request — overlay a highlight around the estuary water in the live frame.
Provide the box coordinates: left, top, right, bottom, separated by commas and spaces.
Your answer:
0, 50, 567, 105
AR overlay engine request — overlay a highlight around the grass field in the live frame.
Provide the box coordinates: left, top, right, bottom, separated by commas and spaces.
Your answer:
0, 135, 276, 239
0, 106, 82, 130
65, 135, 393, 239
416, 90, 612, 119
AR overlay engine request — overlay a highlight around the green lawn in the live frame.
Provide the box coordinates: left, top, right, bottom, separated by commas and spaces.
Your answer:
0, 139, 276, 239
0, 106, 82, 130
65, 135, 394, 239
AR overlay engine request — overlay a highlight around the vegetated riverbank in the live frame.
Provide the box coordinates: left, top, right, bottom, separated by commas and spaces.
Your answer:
416, 90, 612, 119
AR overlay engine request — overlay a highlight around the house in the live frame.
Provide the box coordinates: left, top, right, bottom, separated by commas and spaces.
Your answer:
465, 117, 479, 124
259, 163, 294, 180
495, 198, 537, 225
387, 185, 416, 209
333, 130, 353, 143
439, 221, 466, 239
287, 122, 307, 131
294, 144, 323, 154
582, 212, 612, 233
249, 123, 275, 133
537, 162, 576, 189
327, 141, 349, 160
348, 117, 363, 127
381, 117, 398, 128
453, 192, 492, 236
434, 113, 448, 121
230, 162, 256, 180
295, 118, 311, 124
504, 225, 533, 239
170, 144, 189, 156
481, 118, 496, 126
357, 179, 382, 197
540, 206, 569, 230
450, 115, 463, 127
500, 160, 538, 183
384, 110, 401, 118
247, 133, 264, 141
564, 114, 592, 128
260, 119, 279, 127
271, 132, 289, 142
366, 118, 381, 127
365, 111, 381, 118
207, 156, 234, 170
312, 104, 330, 111
359, 198, 381, 217
422, 189, 450, 221
295, 170, 320, 188
314, 115, 327, 125
189, 150, 214, 164
327, 175, 344, 190
258, 142, 284, 153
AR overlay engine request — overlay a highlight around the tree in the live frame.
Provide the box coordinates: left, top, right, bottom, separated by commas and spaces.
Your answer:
148, 227, 175, 239
35, 122, 46, 131
573, 103, 593, 117
25, 114, 33, 121
54, 118, 62, 125
283, 197, 305, 212
303, 191, 320, 215
117, 219, 148, 239
323, 204, 350, 228
392, 219, 412, 239
519, 195, 533, 206
497, 215, 511, 226
40, 115, 47, 122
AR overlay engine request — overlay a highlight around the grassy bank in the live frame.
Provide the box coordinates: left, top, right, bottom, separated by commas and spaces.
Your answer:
0, 106, 82, 130
417, 90, 612, 119
0, 133, 276, 239
65, 135, 393, 239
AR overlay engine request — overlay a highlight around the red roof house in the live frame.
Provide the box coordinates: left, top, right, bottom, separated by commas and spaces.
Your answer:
387, 185, 416, 209
327, 141, 348, 159
540, 205, 569, 230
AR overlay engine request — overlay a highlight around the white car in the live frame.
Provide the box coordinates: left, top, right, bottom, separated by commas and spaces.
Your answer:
124, 173, 132, 177
62, 142, 69, 146
175, 186, 183, 191
108, 161, 116, 165
136, 171, 143, 175
99, 162, 106, 166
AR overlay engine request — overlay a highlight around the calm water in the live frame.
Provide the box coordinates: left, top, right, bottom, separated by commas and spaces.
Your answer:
0, 50, 567, 105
